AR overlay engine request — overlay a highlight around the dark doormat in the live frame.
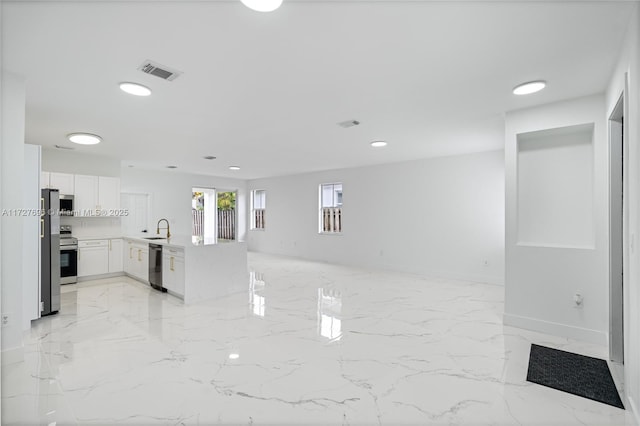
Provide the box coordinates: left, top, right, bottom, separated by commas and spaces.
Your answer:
526, 344, 624, 409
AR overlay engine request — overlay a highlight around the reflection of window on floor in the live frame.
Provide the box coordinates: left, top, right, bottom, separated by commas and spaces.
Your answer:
249, 271, 266, 317
319, 183, 342, 233
317, 288, 342, 341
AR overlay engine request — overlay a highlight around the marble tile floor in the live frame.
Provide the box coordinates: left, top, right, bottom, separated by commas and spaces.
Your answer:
2, 252, 636, 425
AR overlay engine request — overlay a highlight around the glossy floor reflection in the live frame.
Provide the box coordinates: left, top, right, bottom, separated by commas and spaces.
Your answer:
2, 253, 635, 425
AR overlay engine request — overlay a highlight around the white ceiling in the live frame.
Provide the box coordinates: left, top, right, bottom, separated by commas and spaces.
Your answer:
2, 0, 635, 179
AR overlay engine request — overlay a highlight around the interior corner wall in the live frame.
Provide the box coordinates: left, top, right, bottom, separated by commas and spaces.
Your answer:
247, 150, 505, 285
606, 3, 640, 421
504, 94, 608, 345
120, 168, 248, 241
1, 70, 26, 359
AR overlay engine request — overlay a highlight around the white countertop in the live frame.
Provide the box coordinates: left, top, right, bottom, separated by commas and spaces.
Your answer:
124, 235, 223, 249
124, 235, 249, 305
76, 235, 123, 241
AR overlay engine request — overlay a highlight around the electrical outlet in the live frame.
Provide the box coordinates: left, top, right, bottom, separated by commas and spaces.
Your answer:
1, 313, 10, 327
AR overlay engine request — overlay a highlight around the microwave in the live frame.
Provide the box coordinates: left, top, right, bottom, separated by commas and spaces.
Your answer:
59, 194, 74, 216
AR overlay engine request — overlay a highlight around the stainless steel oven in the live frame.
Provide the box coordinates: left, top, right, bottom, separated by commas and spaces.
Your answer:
60, 225, 77, 284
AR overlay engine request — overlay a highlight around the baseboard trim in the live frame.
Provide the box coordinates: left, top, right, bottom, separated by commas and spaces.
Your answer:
503, 312, 607, 345
123, 272, 148, 285
78, 271, 124, 282
627, 395, 639, 424
247, 250, 505, 286
1, 345, 24, 366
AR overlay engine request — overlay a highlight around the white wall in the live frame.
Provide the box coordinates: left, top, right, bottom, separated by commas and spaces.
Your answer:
606, 3, 640, 421
42, 148, 121, 177
121, 168, 248, 241
1, 70, 26, 360
247, 150, 505, 284
504, 95, 608, 344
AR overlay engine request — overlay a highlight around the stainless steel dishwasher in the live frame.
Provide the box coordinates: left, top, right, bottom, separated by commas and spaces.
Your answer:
148, 244, 166, 292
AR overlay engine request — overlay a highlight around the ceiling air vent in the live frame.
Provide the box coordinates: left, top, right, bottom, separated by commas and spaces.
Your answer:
337, 119, 360, 128
54, 144, 75, 150
138, 60, 182, 81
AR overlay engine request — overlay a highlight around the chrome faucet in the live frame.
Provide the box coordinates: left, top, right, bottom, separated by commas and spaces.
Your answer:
156, 218, 171, 239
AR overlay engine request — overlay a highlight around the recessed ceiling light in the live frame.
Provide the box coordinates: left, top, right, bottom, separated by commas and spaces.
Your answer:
68, 133, 102, 145
119, 82, 152, 96
229, 166, 240, 171
228, 353, 240, 360
370, 140, 388, 148
513, 80, 546, 95
167, 165, 178, 169
203, 156, 217, 160
241, 0, 282, 12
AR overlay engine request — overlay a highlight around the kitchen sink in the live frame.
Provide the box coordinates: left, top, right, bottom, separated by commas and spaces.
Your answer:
143, 237, 167, 240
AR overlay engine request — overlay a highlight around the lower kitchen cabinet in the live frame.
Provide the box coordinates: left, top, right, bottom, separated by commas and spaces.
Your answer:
78, 238, 126, 278
78, 240, 109, 277
162, 247, 185, 296
124, 239, 149, 282
108, 238, 123, 273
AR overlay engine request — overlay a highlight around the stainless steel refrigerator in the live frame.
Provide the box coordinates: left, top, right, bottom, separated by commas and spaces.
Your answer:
41, 188, 60, 316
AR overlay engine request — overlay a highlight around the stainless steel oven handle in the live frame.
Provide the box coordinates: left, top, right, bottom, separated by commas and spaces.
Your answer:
60, 245, 78, 250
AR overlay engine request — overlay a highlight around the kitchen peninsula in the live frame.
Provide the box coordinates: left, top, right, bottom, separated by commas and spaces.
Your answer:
123, 235, 248, 304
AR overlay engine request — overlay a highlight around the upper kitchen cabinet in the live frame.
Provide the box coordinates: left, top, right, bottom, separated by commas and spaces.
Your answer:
74, 174, 120, 216
49, 172, 74, 194
98, 176, 120, 212
74, 174, 99, 215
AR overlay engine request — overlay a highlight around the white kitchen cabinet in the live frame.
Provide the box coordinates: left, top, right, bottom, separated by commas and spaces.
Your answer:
41, 171, 51, 188
78, 240, 109, 277
137, 245, 149, 282
124, 240, 149, 282
74, 174, 121, 216
124, 240, 136, 275
99, 176, 120, 212
162, 247, 185, 296
49, 172, 74, 194
74, 174, 99, 216
108, 238, 123, 273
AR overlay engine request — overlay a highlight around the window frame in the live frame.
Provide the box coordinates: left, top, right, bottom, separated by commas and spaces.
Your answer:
250, 189, 266, 231
319, 182, 343, 235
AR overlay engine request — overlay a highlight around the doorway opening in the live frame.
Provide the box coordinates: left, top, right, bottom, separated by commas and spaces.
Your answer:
609, 90, 625, 365
121, 192, 150, 235
217, 190, 237, 242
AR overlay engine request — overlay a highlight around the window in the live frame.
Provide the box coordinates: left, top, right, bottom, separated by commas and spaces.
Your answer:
319, 183, 342, 233
192, 187, 216, 242
251, 189, 266, 230
217, 190, 237, 242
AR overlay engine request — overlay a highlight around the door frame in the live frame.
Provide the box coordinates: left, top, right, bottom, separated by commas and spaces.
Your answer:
608, 81, 627, 364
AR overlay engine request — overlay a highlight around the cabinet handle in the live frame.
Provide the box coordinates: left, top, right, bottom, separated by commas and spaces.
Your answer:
170, 256, 174, 271
129, 247, 133, 259
40, 219, 44, 238
138, 249, 141, 262
40, 197, 44, 213
109, 240, 112, 251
